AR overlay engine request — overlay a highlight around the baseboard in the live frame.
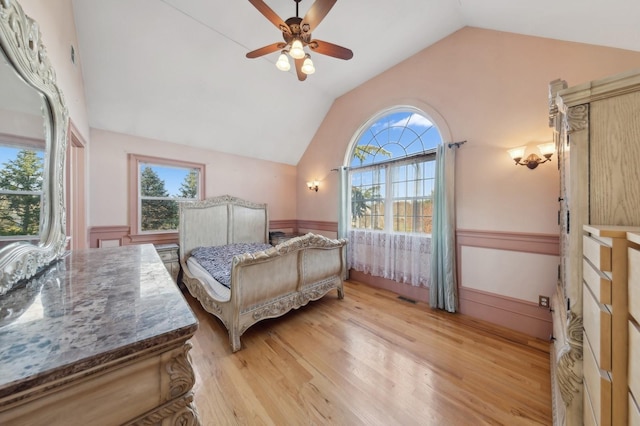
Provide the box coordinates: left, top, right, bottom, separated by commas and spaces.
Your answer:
349, 269, 552, 340
458, 287, 552, 340
348, 270, 430, 303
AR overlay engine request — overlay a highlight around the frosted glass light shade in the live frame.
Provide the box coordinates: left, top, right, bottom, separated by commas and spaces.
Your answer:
301, 57, 315, 75
537, 142, 555, 156
289, 40, 305, 59
508, 146, 526, 161
276, 53, 290, 71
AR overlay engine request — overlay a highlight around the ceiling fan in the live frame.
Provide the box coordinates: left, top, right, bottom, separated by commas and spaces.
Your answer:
246, 0, 353, 81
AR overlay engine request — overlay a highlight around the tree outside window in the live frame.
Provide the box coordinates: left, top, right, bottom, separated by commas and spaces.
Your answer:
138, 163, 202, 232
0, 147, 44, 237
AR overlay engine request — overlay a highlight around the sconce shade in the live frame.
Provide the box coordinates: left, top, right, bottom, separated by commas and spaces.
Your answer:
276, 52, 290, 71
307, 180, 319, 192
289, 40, 305, 59
537, 142, 555, 157
508, 146, 527, 162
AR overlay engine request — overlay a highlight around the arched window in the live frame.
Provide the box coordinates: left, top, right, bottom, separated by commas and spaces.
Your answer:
348, 109, 443, 234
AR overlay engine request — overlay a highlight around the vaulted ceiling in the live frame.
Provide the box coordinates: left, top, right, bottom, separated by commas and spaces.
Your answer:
71, 0, 640, 165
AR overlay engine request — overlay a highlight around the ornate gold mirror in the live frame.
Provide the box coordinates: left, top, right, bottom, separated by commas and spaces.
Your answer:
0, 0, 68, 294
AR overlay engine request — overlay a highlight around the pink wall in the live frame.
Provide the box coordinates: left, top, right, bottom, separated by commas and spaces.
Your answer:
297, 27, 640, 233
19, 0, 90, 142
88, 129, 297, 227
295, 27, 640, 335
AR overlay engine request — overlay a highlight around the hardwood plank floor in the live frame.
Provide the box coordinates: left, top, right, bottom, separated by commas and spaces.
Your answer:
185, 280, 552, 425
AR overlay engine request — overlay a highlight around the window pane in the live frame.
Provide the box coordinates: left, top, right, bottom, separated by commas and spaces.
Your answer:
141, 199, 179, 231
140, 164, 199, 198
0, 146, 44, 237
0, 193, 41, 236
391, 160, 434, 234
138, 161, 200, 233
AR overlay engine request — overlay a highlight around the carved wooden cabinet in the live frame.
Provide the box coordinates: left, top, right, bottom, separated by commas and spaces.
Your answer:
0, 245, 200, 425
549, 70, 640, 426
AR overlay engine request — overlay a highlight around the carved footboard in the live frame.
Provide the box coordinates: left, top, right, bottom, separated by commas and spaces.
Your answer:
228, 233, 347, 351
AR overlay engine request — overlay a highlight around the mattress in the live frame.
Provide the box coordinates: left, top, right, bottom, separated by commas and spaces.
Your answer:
186, 257, 231, 302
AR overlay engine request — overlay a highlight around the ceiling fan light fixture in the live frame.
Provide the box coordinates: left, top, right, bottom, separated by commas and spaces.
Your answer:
289, 39, 305, 59
276, 52, 291, 71
301, 55, 315, 75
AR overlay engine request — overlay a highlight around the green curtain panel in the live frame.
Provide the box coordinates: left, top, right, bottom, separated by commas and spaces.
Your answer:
429, 143, 458, 312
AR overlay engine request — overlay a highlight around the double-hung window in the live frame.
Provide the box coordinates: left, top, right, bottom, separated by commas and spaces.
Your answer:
129, 154, 205, 237
351, 153, 435, 233
0, 140, 44, 239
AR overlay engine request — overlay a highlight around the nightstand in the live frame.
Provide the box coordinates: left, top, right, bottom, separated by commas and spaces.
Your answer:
155, 243, 180, 282
270, 232, 305, 246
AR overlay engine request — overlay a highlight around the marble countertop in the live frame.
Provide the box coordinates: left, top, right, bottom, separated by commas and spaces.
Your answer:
0, 244, 198, 399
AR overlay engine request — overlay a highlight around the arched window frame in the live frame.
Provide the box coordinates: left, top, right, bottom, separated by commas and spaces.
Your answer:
344, 105, 449, 235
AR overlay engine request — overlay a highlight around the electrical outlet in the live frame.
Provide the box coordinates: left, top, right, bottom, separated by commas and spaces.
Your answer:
539, 295, 550, 308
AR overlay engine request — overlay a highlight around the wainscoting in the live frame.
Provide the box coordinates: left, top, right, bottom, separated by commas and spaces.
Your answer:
88, 220, 320, 248
89, 223, 557, 339
456, 230, 557, 340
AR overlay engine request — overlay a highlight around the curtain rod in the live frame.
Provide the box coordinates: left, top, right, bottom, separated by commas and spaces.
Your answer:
447, 140, 467, 149
332, 141, 466, 171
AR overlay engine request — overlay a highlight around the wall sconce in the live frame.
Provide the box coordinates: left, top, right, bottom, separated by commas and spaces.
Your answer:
508, 142, 555, 170
307, 180, 319, 192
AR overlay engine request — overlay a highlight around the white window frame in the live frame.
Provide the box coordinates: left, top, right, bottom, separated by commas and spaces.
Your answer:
0, 134, 45, 241
349, 151, 436, 234
128, 154, 205, 242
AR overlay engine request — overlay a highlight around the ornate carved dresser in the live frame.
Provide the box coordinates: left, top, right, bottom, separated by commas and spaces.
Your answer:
549, 70, 640, 425
0, 244, 200, 425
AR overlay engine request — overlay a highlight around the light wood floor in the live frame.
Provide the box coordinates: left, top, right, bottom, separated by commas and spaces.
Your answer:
185, 280, 552, 425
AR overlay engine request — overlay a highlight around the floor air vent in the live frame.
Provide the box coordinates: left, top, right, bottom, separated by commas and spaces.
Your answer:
397, 296, 417, 304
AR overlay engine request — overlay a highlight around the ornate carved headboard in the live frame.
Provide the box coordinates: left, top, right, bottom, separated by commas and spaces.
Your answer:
178, 195, 269, 264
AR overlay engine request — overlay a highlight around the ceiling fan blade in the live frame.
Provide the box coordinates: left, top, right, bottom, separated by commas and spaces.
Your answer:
248, 0, 290, 34
301, 0, 337, 32
246, 42, 286, 59
294, 57, 307, 81
309, 40, 353, 60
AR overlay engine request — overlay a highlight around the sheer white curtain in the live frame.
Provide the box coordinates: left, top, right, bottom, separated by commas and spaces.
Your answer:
346, 158, 433, 287
347, 229, 431, 286
429, 143, 457, 312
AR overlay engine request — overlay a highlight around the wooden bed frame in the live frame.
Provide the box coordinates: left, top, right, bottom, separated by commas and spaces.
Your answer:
179, 195, 347, 352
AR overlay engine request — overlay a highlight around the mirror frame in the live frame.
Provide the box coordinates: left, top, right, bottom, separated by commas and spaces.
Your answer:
0, 0, 68, 294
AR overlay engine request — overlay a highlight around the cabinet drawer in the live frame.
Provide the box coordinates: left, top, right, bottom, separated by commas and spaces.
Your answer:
584, 258, 612, 305
630, 320, 640, 401
584, 235, 612, 272
584, 338, 612, 426
583, 283, 612, 371
630, 247, 640, 320
631, 392, 640, 426
584, 389, 597, 426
